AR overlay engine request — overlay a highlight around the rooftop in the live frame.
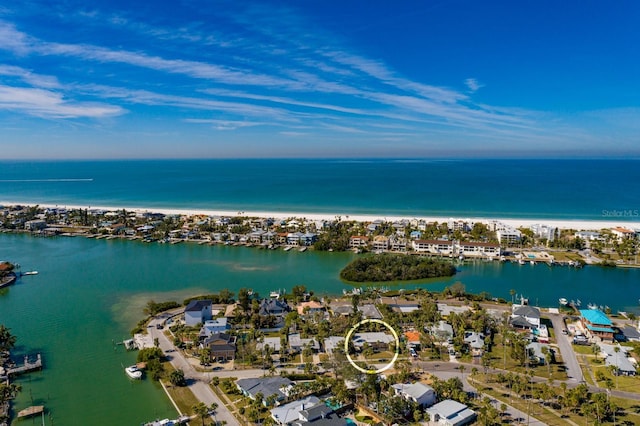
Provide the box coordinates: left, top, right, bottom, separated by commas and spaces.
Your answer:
580, 309, 612, 326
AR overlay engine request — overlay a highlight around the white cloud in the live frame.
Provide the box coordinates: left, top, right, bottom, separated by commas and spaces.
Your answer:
0, 84, 124, 118
464, 78, 484, 93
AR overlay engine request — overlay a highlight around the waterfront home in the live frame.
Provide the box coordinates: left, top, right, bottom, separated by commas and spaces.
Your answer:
425, 399, 476, 426
259, 299, 291, 317
437, 303, 471, 317
599, 344, 637, 376
580, 309, 615, 342
297, 301, 326, 317
288, 334, 320, 353
456, 241, 500, 258
611, 227, 636, 242
184, 299, 213, 326
24, 219, 47, 231
351, 332, 395, 352
620, 325, 640, 342
329, 301, 354, 317
201, 333, 236, 361
287, 232, 304, 245
380, 297, 420, 314
372, 235, 390, 251
236, 376, 294, 406
411, 239, 454, 255
300, 232, 318, 246
510, 305, 541, 330
349, 235, 369, 249
270, 396, 323, 424
391, 382, 436, 407
249, 230, 266, 243
390, 236, 408, 252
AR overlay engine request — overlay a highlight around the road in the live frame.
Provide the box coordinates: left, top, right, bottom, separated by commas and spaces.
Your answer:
546, 313, 583, 383
148, 314, 241, 426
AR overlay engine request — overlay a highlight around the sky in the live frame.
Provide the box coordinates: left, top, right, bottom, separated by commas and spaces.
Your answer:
1, 0, 639, 159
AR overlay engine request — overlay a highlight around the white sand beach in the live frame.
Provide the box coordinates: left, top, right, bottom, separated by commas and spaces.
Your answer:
6, 201, 640, 231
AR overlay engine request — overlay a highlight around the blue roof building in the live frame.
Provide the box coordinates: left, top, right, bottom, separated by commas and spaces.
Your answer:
580, 309, 615, 342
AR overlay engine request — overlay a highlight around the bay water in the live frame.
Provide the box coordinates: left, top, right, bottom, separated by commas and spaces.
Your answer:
1, 232, 639, 424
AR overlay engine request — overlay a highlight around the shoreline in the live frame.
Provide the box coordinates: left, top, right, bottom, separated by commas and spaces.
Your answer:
3, 200, 640, 231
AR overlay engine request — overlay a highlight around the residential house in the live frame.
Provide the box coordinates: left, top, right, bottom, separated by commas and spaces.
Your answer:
437, 304, 471, 317
599, 344, 637, 376
349, 236, 369, 249
351, 332, 395, 352
463, 331, 485, 356
271, 396, 323, 424
236, 377, 294, 406
200, 317, 230, 337
323, 336, 345, 355
510, 305, 541, 330
456, 241, 500, 258
297, 301, 325, 317
425, 399, 476, 426
620, 325, 640, 342
288, 334, 320, 353
24, 219, 47, 231
201, 333, 236, 361
390, 236, 408, 252
287, 232, 304, 245
526, 342, 550, 366
404, 331, 421, 349
380, 297, 420, 314
372, 235, 390, 251
184, 299, 213, 326
392, 382, 436, 407
411, 239, 454, 255
329, 302, 354, 317
300, 232, 317, 246
358, 304, 383, 320
426, 321, 454, 343
260, 299, 291, 317
611, 227, 636, 242
580, 309, 615, 342
257, 337, 282, 352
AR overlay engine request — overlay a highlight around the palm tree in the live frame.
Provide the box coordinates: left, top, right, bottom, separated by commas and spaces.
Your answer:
209, 402, 218, 425
0, 324, 17, 352
192, 402, 208, 426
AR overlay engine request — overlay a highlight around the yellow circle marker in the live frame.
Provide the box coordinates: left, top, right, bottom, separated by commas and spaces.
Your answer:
344, 318, 400, 374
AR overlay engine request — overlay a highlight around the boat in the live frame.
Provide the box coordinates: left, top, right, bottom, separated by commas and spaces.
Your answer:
587, 303, 598, 310
125, 365, 142, 379
530, 260, 535, 265
22, 271, 38, 276
518, 259, 525, 265
559, 298, 568, 306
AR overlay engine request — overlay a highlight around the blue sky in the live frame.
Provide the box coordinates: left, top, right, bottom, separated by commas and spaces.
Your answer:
1, 1, 639, 159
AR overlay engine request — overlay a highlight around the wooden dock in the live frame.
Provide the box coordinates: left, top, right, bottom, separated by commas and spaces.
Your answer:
7, 353, 43, 377
17, 405, 44, 418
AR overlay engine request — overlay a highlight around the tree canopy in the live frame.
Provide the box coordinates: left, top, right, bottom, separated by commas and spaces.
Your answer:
340, 254, 456, 282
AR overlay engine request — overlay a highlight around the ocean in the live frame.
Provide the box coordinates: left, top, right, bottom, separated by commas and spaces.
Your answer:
1, 158, 639, 424
1, 158, 639, 220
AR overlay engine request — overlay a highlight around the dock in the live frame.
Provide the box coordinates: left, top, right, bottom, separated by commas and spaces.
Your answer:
6, 354, 43, 377
17, 405, 44, 419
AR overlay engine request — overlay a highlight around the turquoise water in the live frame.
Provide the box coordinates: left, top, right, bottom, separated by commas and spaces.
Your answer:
1, 159, 639, 220
2, 233, 639, 424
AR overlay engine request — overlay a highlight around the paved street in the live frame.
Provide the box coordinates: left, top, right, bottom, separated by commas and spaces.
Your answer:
148, 315, 241, 426
547, 313, 583, 383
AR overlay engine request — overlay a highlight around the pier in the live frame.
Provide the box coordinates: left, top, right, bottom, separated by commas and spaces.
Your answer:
17, 405, 44, 419
5, 354, 43, 378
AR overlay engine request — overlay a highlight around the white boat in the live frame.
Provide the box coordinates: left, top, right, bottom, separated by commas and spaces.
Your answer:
22, 271, 38, 276
559, 298, 568, 306
125, 365, 142, 379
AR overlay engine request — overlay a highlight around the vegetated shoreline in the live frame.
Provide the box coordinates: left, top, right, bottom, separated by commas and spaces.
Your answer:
340, 254, 457, 283
2, 200, 639, 231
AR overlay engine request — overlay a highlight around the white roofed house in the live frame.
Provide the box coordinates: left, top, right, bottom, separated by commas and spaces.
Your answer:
599, 344, 637, 376
391, 382, 436, 407
352, 332, 395, 352
426, 399, 476, 426
236, 376, 294, 406
456, 241, 500, 258
411, 239, 454, 255
496, 228, 521, 245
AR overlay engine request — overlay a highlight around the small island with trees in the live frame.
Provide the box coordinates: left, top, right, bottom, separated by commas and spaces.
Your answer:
340, 254, 457, 282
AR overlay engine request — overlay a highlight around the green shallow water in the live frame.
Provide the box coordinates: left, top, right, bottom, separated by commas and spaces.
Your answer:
1, 233, 639, 425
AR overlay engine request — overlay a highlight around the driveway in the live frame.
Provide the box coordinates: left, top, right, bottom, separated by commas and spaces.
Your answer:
546, 312, 583, 383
